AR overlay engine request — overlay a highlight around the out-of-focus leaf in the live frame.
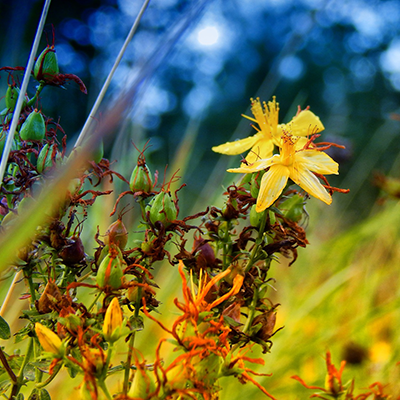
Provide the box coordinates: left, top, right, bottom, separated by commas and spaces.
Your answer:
0, 316, 11, 339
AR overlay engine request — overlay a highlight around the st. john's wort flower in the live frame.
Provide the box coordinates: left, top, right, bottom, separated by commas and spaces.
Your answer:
212, 97, 324, 164
228, 134, 338, 212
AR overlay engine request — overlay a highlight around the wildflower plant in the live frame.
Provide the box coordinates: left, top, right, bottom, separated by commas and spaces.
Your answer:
0, 6, 372, 400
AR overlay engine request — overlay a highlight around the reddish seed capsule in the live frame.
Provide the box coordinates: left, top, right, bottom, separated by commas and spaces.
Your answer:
104, 219, 128, 250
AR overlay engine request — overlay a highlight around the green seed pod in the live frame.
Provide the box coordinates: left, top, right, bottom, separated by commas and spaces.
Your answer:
129, 163, 153, 193
5, 86, 26, 112
37, 143, 60, 173
279, 194, 305, 222
96, 245, 124, 289
148, 191, 177, 227
34, 47, 59, 81
128, 367, 156, 399
20, 110, 46, 142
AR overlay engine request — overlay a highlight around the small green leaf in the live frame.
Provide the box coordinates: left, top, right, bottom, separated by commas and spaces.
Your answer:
0, 316, 11, 339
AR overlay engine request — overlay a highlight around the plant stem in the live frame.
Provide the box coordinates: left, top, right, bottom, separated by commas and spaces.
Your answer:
35, 361, 62, 389
87, 291, 103, 313
0, 0, 51, 188
98, 378, 113, 400
122, 286, 142, 394
0, 347, 17, 385
10, 337, 34, 398
244, 214, 267, 274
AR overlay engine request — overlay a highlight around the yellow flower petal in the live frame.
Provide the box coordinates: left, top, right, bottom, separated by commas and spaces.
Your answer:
290, 165, 332, 204
287, 109, 324, 136
256, 164, 290, 212
245, 138, 275, 164
227, 156, 278, 174
212, 134, 260, 155
295, 150, 339, 175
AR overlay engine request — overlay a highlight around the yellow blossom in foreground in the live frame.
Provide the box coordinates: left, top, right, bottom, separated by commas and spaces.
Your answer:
35, 322, 64, 356
212, 97, 324, 164
228, 134, 338, 212
103, 297, 123, 343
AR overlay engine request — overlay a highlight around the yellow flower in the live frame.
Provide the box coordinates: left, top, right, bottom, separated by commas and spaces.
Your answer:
103, 297, 123, 343
212, 97, 324, 164
228, 134, 338, 212
35, 322, 64, 357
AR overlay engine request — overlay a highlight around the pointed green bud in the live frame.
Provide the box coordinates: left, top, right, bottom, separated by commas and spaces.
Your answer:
96, 245, 124, 289
128, 367, 156, 398
104, 219, 128, 250
129, 163, 153, 193
20, 110, 46, 142
5, 86, 26, 112
148, 191, 177, 227
37, 143, 61, 173
34, 47, 59, 82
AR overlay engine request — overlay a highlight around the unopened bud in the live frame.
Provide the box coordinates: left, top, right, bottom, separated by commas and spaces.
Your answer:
130, 163, 153, 193
128, 367, 156, 398
5, 86, 26, 112
20, 110, 45, 142
37, 143, 61, 173
35, 323, 64, 357
148, 191, 177, 227
96, 245, 124, 289
34, 46, 59, 82
103, 297, 123, 343
249, 204, 266, 228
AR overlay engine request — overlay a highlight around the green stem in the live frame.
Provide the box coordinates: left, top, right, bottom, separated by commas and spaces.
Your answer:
24, 269, 37, 304
27, 83, 45, 107
0, 347, 17, 385
87, 291, 103, 313
244, 213, 267, 274
139, 198, 147, 221
10, 337, 34, 398
122, 286, 142, 394
98, 378, 113, 400
35, 361, 62, 388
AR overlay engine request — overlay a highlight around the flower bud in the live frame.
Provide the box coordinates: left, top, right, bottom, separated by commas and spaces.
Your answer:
279, 194, 305, 222
5, 86, 26, 112
148, 191, 177, 227
103, 297, 123, 343
96, 245, 124, 289
20, 110, 46, 142
37, 143, 61, 173
104, 219, 128, 250
128, 367, 156, 398
130, 163, 153, 193
35, 323, 64, 357
34, 46, 59, 82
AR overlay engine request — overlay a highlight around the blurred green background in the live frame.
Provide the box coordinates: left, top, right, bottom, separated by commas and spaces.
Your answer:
1, 0, 400, 398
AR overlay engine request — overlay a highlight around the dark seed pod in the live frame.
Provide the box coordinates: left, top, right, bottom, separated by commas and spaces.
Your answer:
59, 236, 85, 265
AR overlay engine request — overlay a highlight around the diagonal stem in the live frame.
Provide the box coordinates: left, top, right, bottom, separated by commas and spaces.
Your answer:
0, 0, 52, 188
74, 0, 151, 148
